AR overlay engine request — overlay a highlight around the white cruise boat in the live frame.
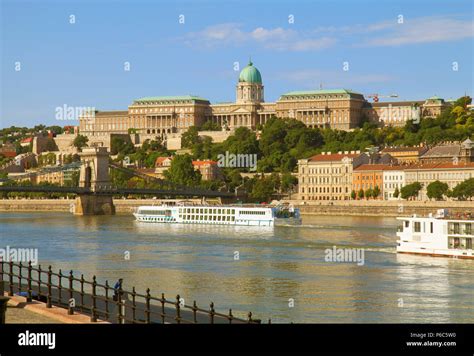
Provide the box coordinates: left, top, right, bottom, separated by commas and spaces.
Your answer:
133, 203, 301, 227
396, 209, 474, 259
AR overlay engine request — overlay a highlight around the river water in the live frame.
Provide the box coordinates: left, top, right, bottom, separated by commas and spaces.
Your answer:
1, 212, 473, 323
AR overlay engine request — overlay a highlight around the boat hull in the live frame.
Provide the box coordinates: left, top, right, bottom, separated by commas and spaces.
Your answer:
397, 245, 474, 259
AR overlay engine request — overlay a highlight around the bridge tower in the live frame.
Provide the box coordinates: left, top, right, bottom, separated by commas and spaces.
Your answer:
74, 147, 115, 215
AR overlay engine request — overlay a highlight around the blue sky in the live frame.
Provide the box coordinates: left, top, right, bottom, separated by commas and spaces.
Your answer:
1, 0, 473, 128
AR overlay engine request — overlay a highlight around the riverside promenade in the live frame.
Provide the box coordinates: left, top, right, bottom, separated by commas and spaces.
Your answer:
4, 293, 97, 324
0, 198, 472, 217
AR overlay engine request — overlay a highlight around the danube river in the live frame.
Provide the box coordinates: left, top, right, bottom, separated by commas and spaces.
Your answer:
1, 212, 473, 323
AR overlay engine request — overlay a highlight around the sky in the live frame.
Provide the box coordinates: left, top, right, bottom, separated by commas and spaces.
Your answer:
1, 0, 473, 128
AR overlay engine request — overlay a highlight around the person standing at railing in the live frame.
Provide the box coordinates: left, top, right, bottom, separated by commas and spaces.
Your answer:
113, 278, 123, 302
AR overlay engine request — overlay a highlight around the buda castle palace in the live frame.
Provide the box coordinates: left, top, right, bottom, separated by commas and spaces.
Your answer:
79, 60, 449, 148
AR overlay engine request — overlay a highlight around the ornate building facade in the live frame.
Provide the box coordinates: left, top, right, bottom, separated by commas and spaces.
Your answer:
78, 60, 451, 146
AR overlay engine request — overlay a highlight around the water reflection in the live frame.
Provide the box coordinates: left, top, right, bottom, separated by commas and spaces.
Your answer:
0, 212, 473, 322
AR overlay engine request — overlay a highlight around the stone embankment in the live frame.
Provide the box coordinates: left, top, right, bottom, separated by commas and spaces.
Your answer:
288, 200, 473, 217
0, 198, 472, 217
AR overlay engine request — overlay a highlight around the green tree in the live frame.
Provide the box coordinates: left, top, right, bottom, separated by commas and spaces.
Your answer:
426, 180, 449, 200
199, 120, 221, 131
357, 189, 364, 199
400, 182, 422, 200
373, 185, 381, 199
281, 173, 298, 193
73, 135, 89, 151
365, 188, 373, 199
45, 126, 63, 135
350, 190, 356, 200
393, 187, 400, 198
181, 126, 200, 149
450, 178, 474, 200
111, 136, 134, 155
44, 138, 57, 151
163, 154, 201, 186
250, 176, 275, 202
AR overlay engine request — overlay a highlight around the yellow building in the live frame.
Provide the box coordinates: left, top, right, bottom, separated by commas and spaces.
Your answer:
404, 162, 474, 200
298, 151, 369, 201
380, 146, 428, 164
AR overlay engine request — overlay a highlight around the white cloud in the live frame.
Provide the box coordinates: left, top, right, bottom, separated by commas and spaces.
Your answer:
181, 16, 473, 51
182, 23, 336, 51
360, 17, 473, 46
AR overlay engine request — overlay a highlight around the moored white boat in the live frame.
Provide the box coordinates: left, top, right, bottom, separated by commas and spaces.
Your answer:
396, 209, 474, 259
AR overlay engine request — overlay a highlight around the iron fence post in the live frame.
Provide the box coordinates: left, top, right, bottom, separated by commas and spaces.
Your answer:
209, 302, 215, 324
8, 261, 13, 296
117, 284, 123, 324
58, 269, 62, 305
0, 259, 4, 296
18, 262, 22, 294
27, 261, 32, 302
131, 287, 136, 323
145, 288, 151, 324
80, 274, 84, 313
160, 293, 165, 324
105, 280, 109, 321
175, 294, 181, 324
192, 301, 198, 324
91, 275, 97, 322
37, 265, 42, 300
68, 270, 74, 315
47, 266, 52, 308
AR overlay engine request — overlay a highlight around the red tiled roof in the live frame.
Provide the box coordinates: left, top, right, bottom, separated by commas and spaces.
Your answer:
20, 137, 33, 143
404, 162, 474, 170
155, 156, 172, 166
192, 160, 217, 166
0, 151, 17, 158
381, 146, 427, 153
355, 164, 402, 171
309, 153, 360, 162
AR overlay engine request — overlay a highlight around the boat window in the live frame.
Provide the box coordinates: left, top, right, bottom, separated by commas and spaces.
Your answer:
466, 224, 472, 235
414, 222, 421, 233
453, 223, 460, 234
430, 222, 434, 234
404, 221, 409, 228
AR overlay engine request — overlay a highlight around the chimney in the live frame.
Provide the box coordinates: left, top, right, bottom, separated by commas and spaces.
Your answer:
356, 150, 360, 154
327, 151, 332, 155
338, 151, 342, 154
344, 151, 349, 154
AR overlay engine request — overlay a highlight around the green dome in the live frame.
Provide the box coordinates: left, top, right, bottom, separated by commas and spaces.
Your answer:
238, 61, 262, 84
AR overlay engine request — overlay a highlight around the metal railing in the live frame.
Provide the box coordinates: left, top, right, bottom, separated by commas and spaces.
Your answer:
0, 260, 261, 324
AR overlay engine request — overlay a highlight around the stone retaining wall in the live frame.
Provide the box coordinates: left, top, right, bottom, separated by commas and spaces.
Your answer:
0, 199, 472, 217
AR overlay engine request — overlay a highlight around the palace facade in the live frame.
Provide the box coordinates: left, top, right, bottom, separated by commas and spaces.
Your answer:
78, 60, 450, 147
